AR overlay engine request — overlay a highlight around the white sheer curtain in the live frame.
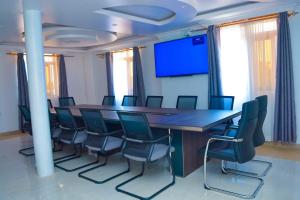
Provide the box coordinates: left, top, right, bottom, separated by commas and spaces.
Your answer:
220, 19, 277, 140
112, 50, 133, 105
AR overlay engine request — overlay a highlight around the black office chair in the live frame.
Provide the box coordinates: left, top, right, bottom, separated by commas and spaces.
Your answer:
78, 108, 129, 184
102, 95, 115, 106
203, 100, 264, 199
54, 107, 98, 172
209, 96, 235, 132
224, 95, 272, 177
18, 105, 34, 156
116, 112, 175, 200
47, 99, 53, 108
59, 97, 75, 107
176, 95, 198, 110
145, 96, 163, 108
18, 105, 61, 157
121, 95, 137, 106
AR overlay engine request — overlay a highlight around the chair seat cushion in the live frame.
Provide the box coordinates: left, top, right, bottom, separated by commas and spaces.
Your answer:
51, 128, 61, 139
207, 146, 237, 162
124, 144, 171, 162
85, 136, 123, 152
208, 124, 228, 133
60, 131, 87, 144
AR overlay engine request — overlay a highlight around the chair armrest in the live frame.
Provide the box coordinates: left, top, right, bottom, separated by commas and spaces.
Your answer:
103, 129, 123, 137
122, 134, 170, 144
209, 135, 243, 143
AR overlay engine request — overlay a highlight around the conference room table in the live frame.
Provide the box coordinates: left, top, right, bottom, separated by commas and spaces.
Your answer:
52, 104, 241, 177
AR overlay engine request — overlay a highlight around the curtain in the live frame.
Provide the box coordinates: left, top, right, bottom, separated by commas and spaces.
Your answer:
132, 47, 146, 106
244, 19, 277, 140
207, 25, 222, 103
17, 53, 29, 130
273, 12, 297, 143
59, 55, 68, 97
105, 52, 114, 96
219, 18, 277, 140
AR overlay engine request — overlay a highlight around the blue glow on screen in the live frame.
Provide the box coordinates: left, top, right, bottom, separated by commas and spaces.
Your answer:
154, 34, 208, 77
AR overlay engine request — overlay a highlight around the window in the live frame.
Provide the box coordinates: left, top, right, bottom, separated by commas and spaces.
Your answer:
112, 49, 133, 105
24, 55, 60, 98
44, 56, 59, 98
219, 18, 277, 140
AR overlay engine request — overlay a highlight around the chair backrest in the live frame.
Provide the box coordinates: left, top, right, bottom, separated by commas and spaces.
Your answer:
122, 95, 137, 107
234, 100, 259, 163
80, 108, 108, 134
253, 95, 267, 147
18, 105, 31, 122
145, 96, 163, 108
47, 99, 53, 108
176, 96, 198, 110
59, 97, 75, 107
118, 112, 153, 141
117, 111, 154, 160
102, 96, 115, 106
54, 107, 77, 130
209, 96, 234, 110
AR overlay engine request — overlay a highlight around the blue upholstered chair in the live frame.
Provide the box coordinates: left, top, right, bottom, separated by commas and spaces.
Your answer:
203, 100, 264, 199
224, 95, 272, 177
121, 95, 137, 106
102, 95, 115, 106
18, 105, 61, 157
115, 111, 175, 200
176, 95, 198, 110
18, 105, 34, 156
54, 107, 98, 172
47, 99, 53, 109
209, 96, 235, 132
145, 96, 163, 108
78, 108, 128, 184
59, 97, 75, 107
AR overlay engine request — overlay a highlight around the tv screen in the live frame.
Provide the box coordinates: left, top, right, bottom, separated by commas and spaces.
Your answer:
154, 34, 208, 77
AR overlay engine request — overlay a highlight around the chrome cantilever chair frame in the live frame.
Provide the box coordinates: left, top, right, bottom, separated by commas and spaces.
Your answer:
223, 127, 272, 177
203, 134, 264, 199
115, 122, 175, 200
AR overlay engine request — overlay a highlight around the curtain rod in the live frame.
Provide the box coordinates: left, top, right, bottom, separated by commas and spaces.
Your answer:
6, 52, 74, 57
96, 46, 146, 56
218, 11, 297, 28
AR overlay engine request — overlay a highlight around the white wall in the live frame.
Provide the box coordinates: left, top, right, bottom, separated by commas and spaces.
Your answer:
0, 51, 106, 133
290, 14, 300, 144
0, 53, 18, 133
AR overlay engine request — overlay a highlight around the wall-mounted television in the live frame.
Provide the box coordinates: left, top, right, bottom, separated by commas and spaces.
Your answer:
154, 34, 208, 77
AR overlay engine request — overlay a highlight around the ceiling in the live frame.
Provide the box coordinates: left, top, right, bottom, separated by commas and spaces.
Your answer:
0, 0, 299, 51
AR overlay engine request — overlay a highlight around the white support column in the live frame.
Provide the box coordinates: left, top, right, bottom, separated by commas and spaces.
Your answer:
23, 9, 54, 177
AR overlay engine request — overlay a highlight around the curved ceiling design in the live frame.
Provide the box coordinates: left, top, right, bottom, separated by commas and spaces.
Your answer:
93, 0, 197, 26
43, 26, 117, 48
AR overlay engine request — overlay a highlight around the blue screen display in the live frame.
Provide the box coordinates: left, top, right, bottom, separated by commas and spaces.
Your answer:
154, 34, 208, 77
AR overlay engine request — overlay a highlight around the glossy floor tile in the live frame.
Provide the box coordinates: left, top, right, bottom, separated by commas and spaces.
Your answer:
0, 135, 300, 200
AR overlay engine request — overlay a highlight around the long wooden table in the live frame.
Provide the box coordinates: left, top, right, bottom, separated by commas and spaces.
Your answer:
52, 104, 241, 177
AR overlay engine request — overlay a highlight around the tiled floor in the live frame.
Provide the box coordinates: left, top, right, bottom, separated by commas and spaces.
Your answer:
0, 135, 300, 200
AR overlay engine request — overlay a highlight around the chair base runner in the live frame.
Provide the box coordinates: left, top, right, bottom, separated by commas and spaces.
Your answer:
204, 160, 264, 199
223, 159, 272, 177
116, 159, 175, 200
18, 146, 34, 156
54, 154, 99, 172
78, 157, 130, 184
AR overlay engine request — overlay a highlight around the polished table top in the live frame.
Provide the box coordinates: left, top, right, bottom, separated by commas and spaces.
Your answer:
51, 104, 241, 132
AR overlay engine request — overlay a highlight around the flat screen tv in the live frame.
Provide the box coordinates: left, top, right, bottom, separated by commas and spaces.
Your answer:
154, 34, 208, 77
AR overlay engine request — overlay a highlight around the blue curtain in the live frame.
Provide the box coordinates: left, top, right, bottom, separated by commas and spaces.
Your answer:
133, 47, 146, 106
59, 55, 69, 97
17, 53, 29, 130
273, 12, 297, 143
105, 52, 114, 96
207, 25, 222, 103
